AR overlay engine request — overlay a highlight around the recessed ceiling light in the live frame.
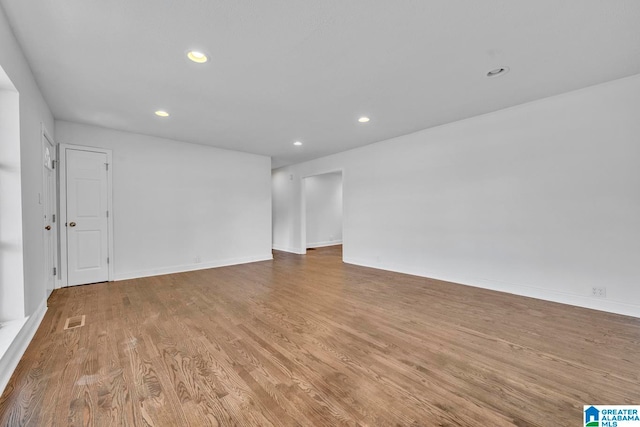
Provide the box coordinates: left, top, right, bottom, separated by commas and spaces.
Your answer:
293, 141, 303, 146
187, 50, 208, 63
486, 67, 509, 78
358, 116, 370, 123
155, 110, 170, 117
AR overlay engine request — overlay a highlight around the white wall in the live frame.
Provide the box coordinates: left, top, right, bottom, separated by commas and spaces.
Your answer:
55, 121, 272, 280
304, 172, 342, 248
273, 74, 640, 318
1, 5, 56, 392
272, 171, 299, 253
0, 6, 55, 318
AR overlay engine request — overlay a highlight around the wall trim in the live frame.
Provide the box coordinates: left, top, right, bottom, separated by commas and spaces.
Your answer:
306, 240, 342, 249
343, 256, 640, 319
0, 299, 47, 394
272, 244, 305, 254
114, 254, 273, 281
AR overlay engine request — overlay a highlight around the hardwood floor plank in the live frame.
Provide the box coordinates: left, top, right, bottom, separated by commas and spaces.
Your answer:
2, 245, 640, 426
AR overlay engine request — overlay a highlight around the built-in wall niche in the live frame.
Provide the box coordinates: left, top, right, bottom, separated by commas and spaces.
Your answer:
0, 65, 25, 329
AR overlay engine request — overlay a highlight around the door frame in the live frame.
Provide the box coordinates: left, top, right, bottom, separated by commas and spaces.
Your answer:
59, 144, 114, 287
41, 125, 59, 294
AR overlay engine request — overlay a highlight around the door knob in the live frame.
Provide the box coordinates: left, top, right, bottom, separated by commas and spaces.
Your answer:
45, 225, 51, 230
69, 222, 76, 227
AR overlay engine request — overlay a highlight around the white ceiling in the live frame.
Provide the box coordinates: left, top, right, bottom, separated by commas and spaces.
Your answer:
2, 1, 640, 168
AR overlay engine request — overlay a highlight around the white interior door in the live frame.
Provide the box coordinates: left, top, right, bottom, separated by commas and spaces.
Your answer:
66, 149, 109, 286
43, 133, 57, 295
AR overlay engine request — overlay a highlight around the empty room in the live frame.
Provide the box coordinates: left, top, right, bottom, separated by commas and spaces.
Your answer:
1, 1, 640, 426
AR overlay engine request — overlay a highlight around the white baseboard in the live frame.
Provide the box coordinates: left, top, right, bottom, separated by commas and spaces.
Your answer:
272, 244, 305, 254
114, 254, 273, 281
0, 299, 47, 394
343, 256, 640, 319
306, 240, 342, 249
470, 277, 640, 318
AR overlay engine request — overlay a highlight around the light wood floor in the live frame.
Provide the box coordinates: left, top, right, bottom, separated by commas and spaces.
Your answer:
1, 246, 639, 426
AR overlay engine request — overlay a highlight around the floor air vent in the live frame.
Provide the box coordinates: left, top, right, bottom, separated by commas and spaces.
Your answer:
64, 315, 86, 330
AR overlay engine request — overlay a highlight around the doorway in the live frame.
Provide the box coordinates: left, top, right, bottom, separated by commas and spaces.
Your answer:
302, 171, 343, 253
59, 144, 113, 287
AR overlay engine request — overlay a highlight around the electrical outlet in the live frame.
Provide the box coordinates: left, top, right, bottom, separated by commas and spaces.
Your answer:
194, 256, 201, 264
592, 287, 606, 298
